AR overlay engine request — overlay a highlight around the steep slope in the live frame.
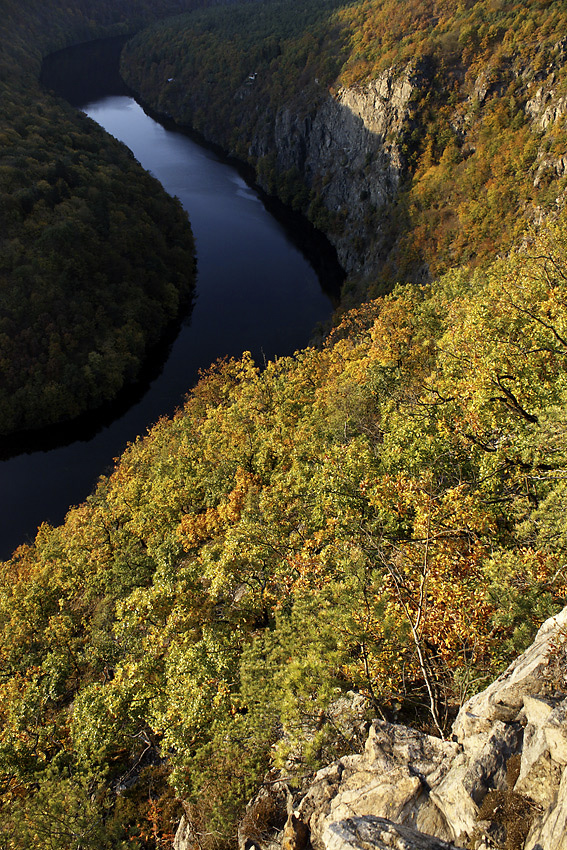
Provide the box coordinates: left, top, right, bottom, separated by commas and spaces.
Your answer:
120, 0, 567, 298
3, 1, 567, 846
233, 605, 567, 850
0, 0, 204, 437
2, 215, 567, 847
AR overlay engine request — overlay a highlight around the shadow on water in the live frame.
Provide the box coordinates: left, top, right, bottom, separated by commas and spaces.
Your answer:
130, 97, 344, 306
0, 304, 195, 461
9, 36, 346, 464
40, 35, 132, 105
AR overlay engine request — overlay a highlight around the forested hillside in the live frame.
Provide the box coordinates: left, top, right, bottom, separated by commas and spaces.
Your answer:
3, 0, 567, 848
0, 0, 205, 437
3, 213, 567, 846
121, 0, 567, 295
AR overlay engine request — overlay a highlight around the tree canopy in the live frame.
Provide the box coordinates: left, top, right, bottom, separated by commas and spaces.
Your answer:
3, 0, 567, 846
120, 0, 567, 292
2, 214, 567, 847
0, 0, 205, 436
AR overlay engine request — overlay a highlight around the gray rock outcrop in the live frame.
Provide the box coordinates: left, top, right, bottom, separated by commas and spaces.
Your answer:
249, 64, 428, 278
323, 817, 462, 850
233, 605, 567, 850
130, 59, 430, 281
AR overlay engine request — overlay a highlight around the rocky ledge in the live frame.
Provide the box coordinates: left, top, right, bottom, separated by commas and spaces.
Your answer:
249, 63, 428, 280
210, 605, 567, 850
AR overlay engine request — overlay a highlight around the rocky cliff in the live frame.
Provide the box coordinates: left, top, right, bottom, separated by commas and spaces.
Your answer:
120, 9, 567, 299
174, 606, 567, 850
121, 46, 431, 283
247, 63, 427, 279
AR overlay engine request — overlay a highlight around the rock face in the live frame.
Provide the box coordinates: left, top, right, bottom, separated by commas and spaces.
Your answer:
123, 32, 567, 291
134, 57, 429, 280
126, 54, 430, 279
249, 64, 428, 278
232, 606, 567, 850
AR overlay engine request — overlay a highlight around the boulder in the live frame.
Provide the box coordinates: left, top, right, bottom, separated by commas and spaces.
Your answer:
219, 606, 567, 850
297, 721, 460, 849
452, 606, 567, 738
322, 817, 464, 850
525, 764, 567, 850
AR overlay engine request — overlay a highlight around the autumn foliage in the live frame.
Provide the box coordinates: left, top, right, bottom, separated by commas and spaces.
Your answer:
3, 214, 567, 846
4, 0, 567, 845
120, 0, 567, 292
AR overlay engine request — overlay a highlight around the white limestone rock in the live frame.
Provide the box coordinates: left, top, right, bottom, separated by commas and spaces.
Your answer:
297, 721, 459, 849
226, 606, 567, 850
322, 816, 464, 850
525, 764, 567, 850
452, 607, 567, 740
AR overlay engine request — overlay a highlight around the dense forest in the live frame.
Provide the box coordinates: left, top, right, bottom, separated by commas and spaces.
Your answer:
3, 215, 567, 847
120, 0, 567, 295
3, 0, 567, 848
0, 0, 205, 436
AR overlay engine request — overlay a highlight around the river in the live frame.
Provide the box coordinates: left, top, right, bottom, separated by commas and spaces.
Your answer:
0, 38, 342, 560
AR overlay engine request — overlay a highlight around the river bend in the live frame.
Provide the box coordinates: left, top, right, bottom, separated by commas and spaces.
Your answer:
0, 40, 341, 560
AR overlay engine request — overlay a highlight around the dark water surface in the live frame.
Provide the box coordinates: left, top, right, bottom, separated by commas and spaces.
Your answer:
0, 39, 342, 559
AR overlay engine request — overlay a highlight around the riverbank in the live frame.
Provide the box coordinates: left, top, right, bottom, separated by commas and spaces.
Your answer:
0, 42, 341, 560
